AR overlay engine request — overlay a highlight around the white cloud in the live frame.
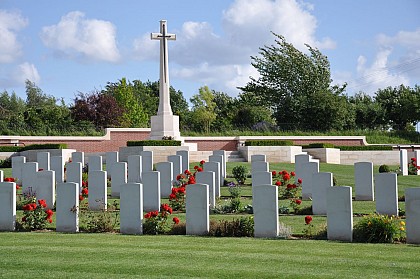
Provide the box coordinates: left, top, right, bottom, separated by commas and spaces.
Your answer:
40, 11, 120, 62
13, 62, 41, 84
0, 10, 28, 63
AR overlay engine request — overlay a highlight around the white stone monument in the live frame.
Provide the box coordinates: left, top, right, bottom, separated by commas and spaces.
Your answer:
196, 171, 216, 208
142, 171, 161, 212
400, 149, 408, 176
0, 182, 16, 231
405, 187, 420, 244
120, 183, 143, 235
155, 162, 173, 198
37, 152, 50, 170
88, 170, 107, 211
312, 172, 333, 215
354, 162, 374, 201
375, 173, 398, 216
150, 20, 180, 140
254, 185, 279, 238
56, 182, 79, 233
327, 186, 353, 242
186, 183, 209, 235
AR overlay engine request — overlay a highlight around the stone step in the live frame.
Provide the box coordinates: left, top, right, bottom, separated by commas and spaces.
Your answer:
226, 151, 246, 162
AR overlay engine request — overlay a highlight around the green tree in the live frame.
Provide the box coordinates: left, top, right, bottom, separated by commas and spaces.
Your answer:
211, 91, 237, 131
190, 86, 217, 133
239, 33, 348, 131
349, 92, 385, 130
104, 78, 148, 127
0, 91, 26, 133
374, 85, 420, 131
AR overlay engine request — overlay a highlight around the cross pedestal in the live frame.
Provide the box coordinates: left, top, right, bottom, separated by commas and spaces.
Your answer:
150, 20, 181, 140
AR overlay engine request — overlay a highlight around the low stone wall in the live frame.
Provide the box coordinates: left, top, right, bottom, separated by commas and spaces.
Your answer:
304, 148, 341, 164
238, 146, 302, 163
340, 151, 399, 165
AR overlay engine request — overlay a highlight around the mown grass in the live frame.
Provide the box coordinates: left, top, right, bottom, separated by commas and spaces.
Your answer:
0, 233, 419, 279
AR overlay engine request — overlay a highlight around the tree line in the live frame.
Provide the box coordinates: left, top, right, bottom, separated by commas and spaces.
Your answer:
0, 33, 419, 136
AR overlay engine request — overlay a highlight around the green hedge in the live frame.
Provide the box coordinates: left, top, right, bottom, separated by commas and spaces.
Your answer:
337, 145, 393, 151
303, 143, 335, 149
245, 140, 294, 146
20, 144, 68, 151
0, 146, 21, 152
127, 140, 182, 146
0, 143, 67, 152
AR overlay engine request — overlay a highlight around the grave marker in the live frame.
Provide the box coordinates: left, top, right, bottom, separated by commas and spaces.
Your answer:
354, 162, 374, 201
196, 171, 215, 208
186, 183, 209, 235
312, 172, 333, 215
375, 173, 398, 216
327, 186, 353, 242
405, 187, 420, 244
37, 152, 50, 170
168, 155, 182, 181
88, 170, 107, 211
301, 161, 319, 200
0, 182, 16, 231
253, 185, 279, 238
111, 162, 127, 198
155, 162, 173, 198
56, 182, 79, 233
142, 171, 161, 212
128, 155, 142, 183
203, 161, 220, 197
88, 155, 103, 171
176, 150, 190, 173
120, 183, 143, 235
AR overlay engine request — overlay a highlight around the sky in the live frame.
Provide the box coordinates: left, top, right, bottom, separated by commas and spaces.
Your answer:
1, 0, 419, 105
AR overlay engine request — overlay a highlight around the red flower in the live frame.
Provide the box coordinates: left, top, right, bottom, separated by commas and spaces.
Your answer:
200, 160, 205, 165
188, 176, 196, 184
82, 188, 89, 195
184, 170, 191, 175
286, 184, 293, 189
151, 211, 159, 218
305, 215, 313, 225
295, 199, 302, 205
283, 174, 290, 181
4, 177, 15, 182
194, 165, 199, 170
169, 193, 176, 200
31, 203, 37, 210
178, 187, 186, 194
16, 185, 20, 190
176, 174, 182, 180
291, 171, 296, 176
173, 217, 180, 224
47, 218, 53, 223
46, 209, 54, 218
411, 158, 416, 162
144, 212, 152, 219
197, 167, 203, 172
79, 195, 84, 201
21, 216, 26, 222
82, 181, 88, 188
38, 199, 47, 208
271, 171, 277, 176
297, 178, 303, 184
282, 170, 288, 175
275, 181, 281, 186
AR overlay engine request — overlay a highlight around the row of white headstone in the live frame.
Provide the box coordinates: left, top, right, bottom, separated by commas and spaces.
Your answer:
0, 149, 228, 235
249, 153, 420, 243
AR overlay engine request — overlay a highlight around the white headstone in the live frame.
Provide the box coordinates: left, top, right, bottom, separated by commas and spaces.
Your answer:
405, 187, 420, 244
295, 154, 311, 183
301, 161, 319, 200
354, 162, 374, 201
111, 162, 127, 198
203, 161, 220, 197
142, 171, 161, 212
209, 155, 224, 186
400, 149, 408, 176
12, 156, 26, 182
141, 151, 153, 172
253, 185, 279, 238
0, 182, 16, 231
88, 170, 107, 211
213, 150, 226, 179
56, 182, 79, 233
375, 173, 398, 216
168, 155, 182, 181
120, 183, 143, 235
251, 171, 272, 204
88, 155, 103, 172
251, 161, 269, 174
128, 155, 142, 183
327, 186, 353, 242
51, 156, 64, 183
36, 170, 55, 210
186, 183, 209, 235
106, 151, 119, 179
22, 162, 38, 193
37, 152, 50, 170
72, 151, 85, 166
66, 162, 82, 193
312, 172, 333, 215
0, 170, 3, 182
176, 150, 190, 174
196, 171, 216, 208
155, 162, 173, 198
251, 154, 266, 162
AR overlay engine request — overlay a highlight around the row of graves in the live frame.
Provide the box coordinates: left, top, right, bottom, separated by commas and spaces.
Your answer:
0, 149, 419, 244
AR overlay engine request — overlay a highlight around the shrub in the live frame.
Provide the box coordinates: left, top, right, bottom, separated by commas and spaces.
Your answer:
408, 157, 420, 175
336, 145, 393, 151
353, 214, 403, 243
208, 216, 254, 237
20, 143, 67, 151
143, 204, 177, 235
0, 157, 12, 168
306, 143, 335, 148
232, 165, 248, 185
379, 164, 390, 173
80, 201, 119, 233
127, 140, 181, 146
245, 140, 293, 146
0, 146, 21, 152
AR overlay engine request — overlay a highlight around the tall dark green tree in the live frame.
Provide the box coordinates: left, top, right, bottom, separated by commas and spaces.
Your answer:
239, 33, 348, 131
349, 92, 385, 130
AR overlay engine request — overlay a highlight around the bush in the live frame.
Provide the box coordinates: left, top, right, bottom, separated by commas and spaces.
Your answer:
208, 216, 254, 237
305, 143, 335, 148
232, 165, 248, 185
353, 214, 403, 243
0, 146, 21, 152
127, 140, 181, 146
336, 145, 393, 151
80, 201, 119, 233
245, 140, 294, 146
20, 143, 67, 151
379, 164, 390, 173
0, 157, 12, 168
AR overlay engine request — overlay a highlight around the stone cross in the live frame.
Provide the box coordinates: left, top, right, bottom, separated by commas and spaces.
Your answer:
151, 20, 176, 116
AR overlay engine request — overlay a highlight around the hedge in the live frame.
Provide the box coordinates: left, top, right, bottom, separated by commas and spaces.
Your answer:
244, 140, 294, 146
336, 145, 393, 151
0, 144, 67, 152
304, 143, 335, 149
127, 140, 182, 146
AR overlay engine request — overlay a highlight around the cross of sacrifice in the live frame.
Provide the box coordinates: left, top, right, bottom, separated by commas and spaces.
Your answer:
151, 20, 176, 116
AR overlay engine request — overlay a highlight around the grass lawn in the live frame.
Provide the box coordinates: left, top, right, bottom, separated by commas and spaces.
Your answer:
0, 233, 419, 279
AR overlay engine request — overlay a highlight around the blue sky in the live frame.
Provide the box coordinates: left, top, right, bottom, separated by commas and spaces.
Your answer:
1, 0, 419, 105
